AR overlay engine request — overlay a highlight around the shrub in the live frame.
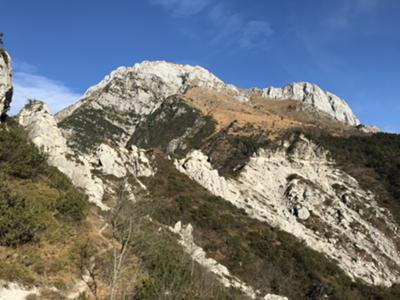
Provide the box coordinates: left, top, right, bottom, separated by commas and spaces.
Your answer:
132, 279, 161, 300
0, 120, 47, 178
55, 189, 89, 221
47, 165, 89, 221
0, 185, 39, 246
47, 166, 74, 191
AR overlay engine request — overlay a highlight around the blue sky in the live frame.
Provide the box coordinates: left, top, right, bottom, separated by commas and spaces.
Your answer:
1, 0, 399, 132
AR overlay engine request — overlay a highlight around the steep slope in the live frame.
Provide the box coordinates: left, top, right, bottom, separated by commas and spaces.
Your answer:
14, 60, 400, 299
0, 118, 93, 298
19, 100, 154, 209
175, 135, 400, 286
0, 118, 245, 299
138, 151, 400, 299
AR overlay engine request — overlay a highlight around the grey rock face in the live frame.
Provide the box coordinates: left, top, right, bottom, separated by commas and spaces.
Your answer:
175, 135, 400, 286
262, 82, 360, 126
18, 100, 154, 209
0, 49, 12, 120
55, 61, 247, 152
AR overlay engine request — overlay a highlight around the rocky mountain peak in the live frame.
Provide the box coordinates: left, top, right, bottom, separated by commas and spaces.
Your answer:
262, 82, 360, 126
58, 61, 360, 129
0, 48, 12, 120
79, 61, 221, 101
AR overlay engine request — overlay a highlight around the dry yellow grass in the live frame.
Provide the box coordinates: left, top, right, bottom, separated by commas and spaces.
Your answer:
183, 87, 354, 138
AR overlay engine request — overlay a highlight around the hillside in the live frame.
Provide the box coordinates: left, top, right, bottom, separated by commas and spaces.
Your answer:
1, 49, 400, 299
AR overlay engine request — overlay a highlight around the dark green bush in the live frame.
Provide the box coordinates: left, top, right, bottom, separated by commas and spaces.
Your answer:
312, 132, 400, 223
55, 189, 89, 221
0, 185, 39, 247
132, 279, 161, 300
0, 119, 47, 178
46, 165, 89, 221
47, 166, 73, 191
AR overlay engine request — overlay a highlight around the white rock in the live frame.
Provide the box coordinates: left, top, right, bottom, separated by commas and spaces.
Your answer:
19, 100, 155, 209
94, 144, 127, 178
0, 282, 38, 300
175, 136, 400, 286
18, 101, 108, 210
127, 145, 155, 177
0, 49, 12, 119
56, 61, 247, 128
262, 82, 360, 125
358, 124, 380, 133
264, 295, 289, 300
58, 63, 361, 130
297, 207, 310, 220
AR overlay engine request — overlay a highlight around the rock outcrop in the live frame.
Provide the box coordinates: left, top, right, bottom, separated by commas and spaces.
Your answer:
18, 100, 108, 209
0, 281, 38, 300
170, 221, 288, 300
55, 61, 250, 153
262, 82, 360, 125
18, 100, 154, 209
175, 135, 400, 286
0, 49, 12, 120
357, 124, 380, 133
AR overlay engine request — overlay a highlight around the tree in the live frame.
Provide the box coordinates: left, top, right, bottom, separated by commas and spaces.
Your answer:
109, 182, 134, 300
77, 240, 99, 300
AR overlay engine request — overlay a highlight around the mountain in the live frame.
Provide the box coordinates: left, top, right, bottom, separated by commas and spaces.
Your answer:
1, 51, 400, 299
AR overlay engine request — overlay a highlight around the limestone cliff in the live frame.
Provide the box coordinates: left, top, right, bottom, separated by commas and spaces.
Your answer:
0, 48, 12, 120
262, 82, 360, 126
19, 100, 154, 210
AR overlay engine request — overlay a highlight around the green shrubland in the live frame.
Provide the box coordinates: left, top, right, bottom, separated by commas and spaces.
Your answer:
0, 119, 90, 290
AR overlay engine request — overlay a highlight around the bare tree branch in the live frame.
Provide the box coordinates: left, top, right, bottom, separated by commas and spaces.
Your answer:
109, 181, 134, 300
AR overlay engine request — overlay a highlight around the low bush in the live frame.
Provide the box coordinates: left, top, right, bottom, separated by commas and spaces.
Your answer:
312, 132, 400, 223
0, 119, 47, 178
55, 189, 89, 221
0, 184, 40, 247
130, 222, 243, 300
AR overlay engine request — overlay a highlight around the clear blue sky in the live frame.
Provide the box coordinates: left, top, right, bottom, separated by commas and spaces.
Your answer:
1, 0, 399, 132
